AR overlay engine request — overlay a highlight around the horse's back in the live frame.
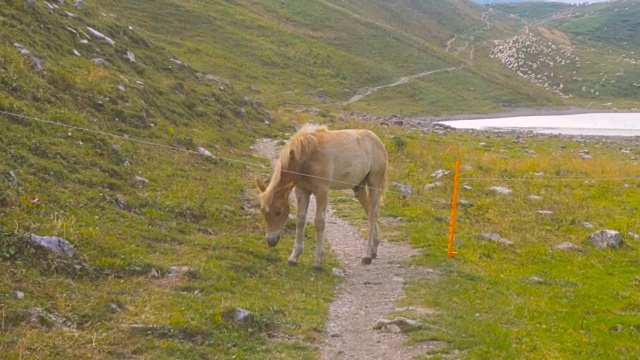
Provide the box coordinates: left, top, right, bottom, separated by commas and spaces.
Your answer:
311, 129, 386, 190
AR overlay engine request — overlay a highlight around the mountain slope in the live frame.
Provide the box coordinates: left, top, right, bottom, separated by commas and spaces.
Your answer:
94, 0, 563, 115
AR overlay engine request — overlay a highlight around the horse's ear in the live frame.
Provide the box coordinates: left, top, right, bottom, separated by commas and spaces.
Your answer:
257, 178, 267, 192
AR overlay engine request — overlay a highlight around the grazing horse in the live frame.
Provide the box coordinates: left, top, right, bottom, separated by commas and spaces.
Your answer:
257, 124, 387, 269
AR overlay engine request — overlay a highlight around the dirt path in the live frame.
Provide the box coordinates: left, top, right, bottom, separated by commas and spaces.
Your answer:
253, 138, 439, 360
346, 66, 462, 105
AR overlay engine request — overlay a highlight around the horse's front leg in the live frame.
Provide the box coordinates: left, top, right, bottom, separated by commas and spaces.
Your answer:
288, 187, 310, 266
312, 190, 328, 270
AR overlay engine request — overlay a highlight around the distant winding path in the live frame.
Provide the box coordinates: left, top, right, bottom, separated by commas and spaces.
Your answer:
345, 66, 462, 105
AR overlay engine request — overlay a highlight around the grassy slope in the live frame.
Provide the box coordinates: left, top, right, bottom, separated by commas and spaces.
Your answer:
331, 122, 640, 359
1, 1, 339, 359
2, 0, 639, 358
97, 0, 565, 116
490, 2, 572, 22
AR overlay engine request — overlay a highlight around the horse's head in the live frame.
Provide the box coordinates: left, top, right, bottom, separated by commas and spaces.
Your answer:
257, 179, 292, 247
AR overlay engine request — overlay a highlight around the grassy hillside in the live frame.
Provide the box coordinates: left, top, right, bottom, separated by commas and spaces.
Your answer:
489, 2, 572, 22
92, 0, 566, 116
0, 1, 340, 358
486, 1, 640, 107
552, 1, 640, 49
1, 0, 639, 358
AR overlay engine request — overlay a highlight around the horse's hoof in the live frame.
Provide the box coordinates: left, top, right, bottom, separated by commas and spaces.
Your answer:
362, 257, 372, 265
312, 265, 323, 271
287, 260, 298, 266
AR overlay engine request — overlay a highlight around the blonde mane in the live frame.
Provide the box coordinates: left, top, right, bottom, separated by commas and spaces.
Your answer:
259, 124, 327, 207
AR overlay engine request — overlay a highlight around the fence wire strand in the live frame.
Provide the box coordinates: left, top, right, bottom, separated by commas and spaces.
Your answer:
2, 110, 637, 204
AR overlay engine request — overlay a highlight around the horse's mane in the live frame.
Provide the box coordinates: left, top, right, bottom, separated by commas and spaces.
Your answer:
259, 124, 327, 207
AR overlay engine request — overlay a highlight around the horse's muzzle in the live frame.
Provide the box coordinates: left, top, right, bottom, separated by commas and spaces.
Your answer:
266, 232, 280, 247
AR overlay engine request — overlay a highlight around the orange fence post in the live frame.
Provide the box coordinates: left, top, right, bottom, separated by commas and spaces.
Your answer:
448, 160, 461, 258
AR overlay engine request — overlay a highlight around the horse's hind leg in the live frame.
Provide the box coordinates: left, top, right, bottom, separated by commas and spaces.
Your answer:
354, 182, 379, 259
288, 187, 310, 266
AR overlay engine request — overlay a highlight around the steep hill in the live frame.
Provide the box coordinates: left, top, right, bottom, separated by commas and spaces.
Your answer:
92, 0, 563, 116
484, 0, 640, 107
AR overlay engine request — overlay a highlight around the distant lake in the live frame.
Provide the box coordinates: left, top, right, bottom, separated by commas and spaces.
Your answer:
436, 113, 640, 137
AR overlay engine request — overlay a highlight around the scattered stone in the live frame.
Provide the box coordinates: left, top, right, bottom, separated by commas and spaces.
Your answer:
588, 230, 623, 249
108, 303, 122, 314
431, 169, 450, 178
15, 291, 25, 300
169, 58, 185, 66
332, 268, 345, 278
133, 175, 149, 183
529, 195, 543, 200
167, 266, 194, 277
228, 307, 253, 324
391, 182, 415, 198
116, 85, 126, 92
72, 49, 81, 56
460, 165, 472, 172
537, 210, 553, 215
489, 186, 512, 195
14, 43, 42, 71
74, 0, 85, 10
481, 233, 513, 245
462, 185, 473, 190
197, 147, 214, 158
125, 50, 136, 62
532, 172, 545, 177
28, 234, 75, 257
556, 242, 579, 250
90, 58, 111, 66
423, 182, 442, 190
150, 268, 160, 278
28, 308, 75, 330
24, 0, 37, 8
629, 232, 640, 240
64, 11, 77, 18
580, 154, 593, 160
373, 317, 418, 330
583, 222, 594, 229
86, 27, 115, 46
528, 276, 544, 283
115, 195, 128, 210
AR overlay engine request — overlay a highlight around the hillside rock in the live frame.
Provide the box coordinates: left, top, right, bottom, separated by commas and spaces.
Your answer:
74, 0, 85, 10
14, 43, 42, 71
28, 308, 75, 330
481, 233, 513, 245
489, 186, 512, 195
588, 230, 623, 249
556, 242, 579, 250
87, 27, 115, 46
28, 234, 75, 257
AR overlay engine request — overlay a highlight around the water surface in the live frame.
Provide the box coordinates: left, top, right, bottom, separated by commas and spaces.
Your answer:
437, 113, 640, 137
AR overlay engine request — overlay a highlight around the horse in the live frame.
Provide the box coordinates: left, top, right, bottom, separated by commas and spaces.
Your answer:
257, 124, 387, 269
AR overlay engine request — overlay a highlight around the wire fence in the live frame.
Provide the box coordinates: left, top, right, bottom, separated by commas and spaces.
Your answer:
2, 110, 638, 204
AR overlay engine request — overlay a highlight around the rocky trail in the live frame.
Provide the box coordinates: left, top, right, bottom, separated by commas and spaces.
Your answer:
253, 139, 440, 360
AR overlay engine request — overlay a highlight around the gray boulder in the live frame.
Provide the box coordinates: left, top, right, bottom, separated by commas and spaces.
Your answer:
588, 230, 623, 249
28, 234, 75, 257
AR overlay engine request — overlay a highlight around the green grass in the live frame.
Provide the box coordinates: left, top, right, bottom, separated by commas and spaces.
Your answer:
333, 123, 640, 359
2, 0, 640, 358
